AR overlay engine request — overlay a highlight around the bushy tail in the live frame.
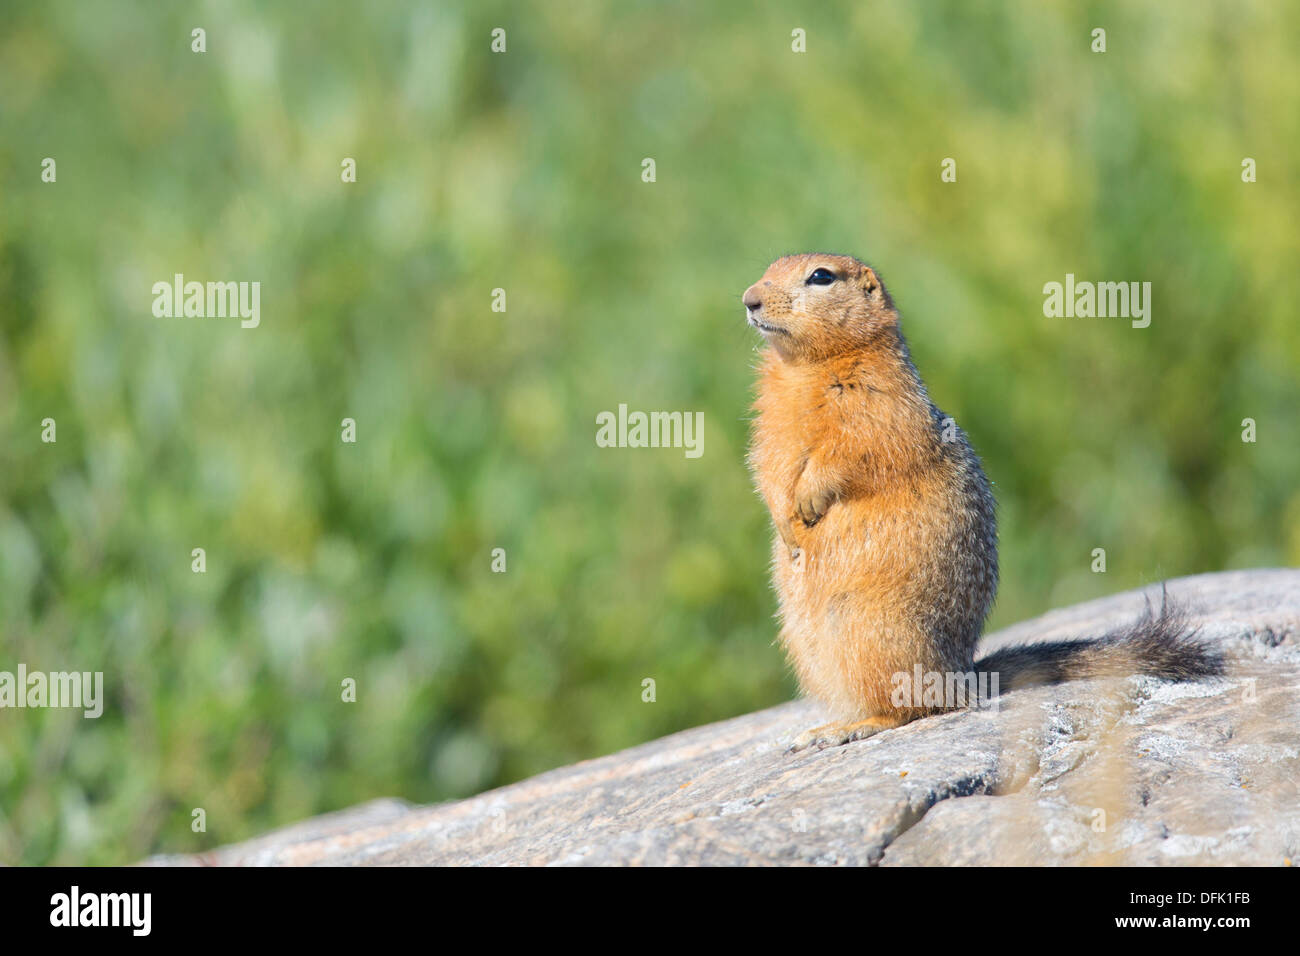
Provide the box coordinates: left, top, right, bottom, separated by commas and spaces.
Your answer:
974, 590, 1225, 694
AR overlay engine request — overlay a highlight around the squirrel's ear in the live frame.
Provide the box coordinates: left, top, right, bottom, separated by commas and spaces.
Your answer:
858, 267, 881, 296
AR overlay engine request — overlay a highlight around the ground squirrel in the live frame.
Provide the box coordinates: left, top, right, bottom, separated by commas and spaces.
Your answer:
743, 253, 1223, 752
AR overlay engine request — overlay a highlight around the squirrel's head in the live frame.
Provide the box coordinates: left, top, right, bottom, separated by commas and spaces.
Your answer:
742, 253, 897, 362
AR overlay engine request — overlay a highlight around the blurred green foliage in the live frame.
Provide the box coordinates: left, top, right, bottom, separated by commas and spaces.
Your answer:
1, 0, 1297, 864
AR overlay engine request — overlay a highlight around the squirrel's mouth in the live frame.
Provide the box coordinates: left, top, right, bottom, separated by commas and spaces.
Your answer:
747, 314, 788, 336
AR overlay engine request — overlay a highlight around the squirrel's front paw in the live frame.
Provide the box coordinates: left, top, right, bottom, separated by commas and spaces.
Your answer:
794, 487, 834, 527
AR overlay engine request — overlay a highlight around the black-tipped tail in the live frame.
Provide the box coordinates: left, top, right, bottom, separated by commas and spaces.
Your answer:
974, 591, 1225, 695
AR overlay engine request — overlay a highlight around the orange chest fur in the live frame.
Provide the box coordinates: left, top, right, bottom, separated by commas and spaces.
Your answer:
750, 349, 923, 509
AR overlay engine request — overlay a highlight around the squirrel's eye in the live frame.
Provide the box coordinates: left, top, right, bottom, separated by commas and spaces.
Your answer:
806, 268, 837, 286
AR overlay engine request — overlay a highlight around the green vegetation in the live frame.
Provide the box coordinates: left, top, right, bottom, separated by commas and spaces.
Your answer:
1, 1, 1297, 863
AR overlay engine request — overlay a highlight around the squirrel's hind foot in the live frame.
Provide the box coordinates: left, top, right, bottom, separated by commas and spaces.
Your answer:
786, 714, 914, 753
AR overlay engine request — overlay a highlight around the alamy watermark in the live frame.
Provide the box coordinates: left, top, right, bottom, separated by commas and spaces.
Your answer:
891, 665, 1000, 710
50, 886, 150, 936
152, 273, 260, 328
0, 665, 103, 718
595, 404, 703, 458
1042, 274, 1151, 328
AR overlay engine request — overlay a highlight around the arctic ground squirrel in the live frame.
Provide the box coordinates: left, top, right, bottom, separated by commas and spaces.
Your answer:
743, 253, 1223, 752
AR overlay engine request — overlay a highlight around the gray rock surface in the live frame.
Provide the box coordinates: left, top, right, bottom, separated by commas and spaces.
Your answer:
149, 569, 1300, 866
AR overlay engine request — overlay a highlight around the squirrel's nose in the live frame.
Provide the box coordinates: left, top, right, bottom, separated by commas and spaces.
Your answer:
742, 285, 763, 311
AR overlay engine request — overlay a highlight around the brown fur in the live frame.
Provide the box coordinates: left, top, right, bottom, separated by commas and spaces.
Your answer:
743, 253, 1220, 751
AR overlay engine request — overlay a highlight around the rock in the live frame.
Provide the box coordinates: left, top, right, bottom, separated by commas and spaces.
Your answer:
148, 569, 1300, 866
